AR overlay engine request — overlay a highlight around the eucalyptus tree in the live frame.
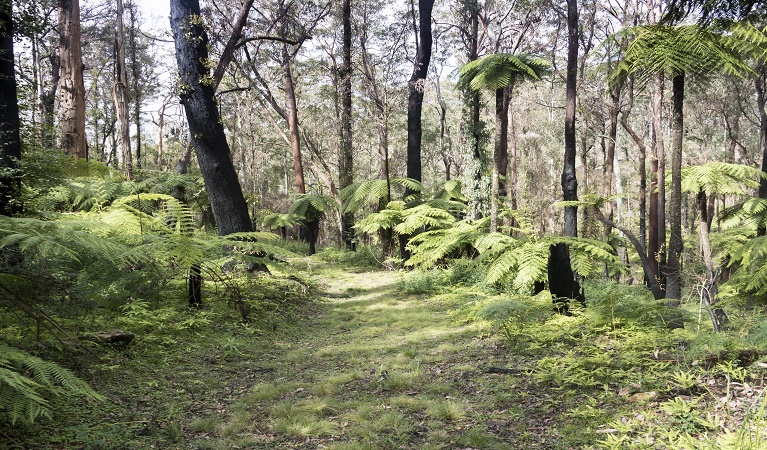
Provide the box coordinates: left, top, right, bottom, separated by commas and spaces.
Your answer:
617, 24, 754, 300
457, 53, 548, 232
169, 0, 253, 236
57, 0, 87, 159
0, 0, 21, 215
339, 0, 354, 250
114, 0, 131, 178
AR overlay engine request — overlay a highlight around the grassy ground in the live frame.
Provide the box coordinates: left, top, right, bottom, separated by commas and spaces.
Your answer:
5, 249, 767, 449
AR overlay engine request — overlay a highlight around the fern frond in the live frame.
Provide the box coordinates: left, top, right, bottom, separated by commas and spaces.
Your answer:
0, 344, 103, 425
394, 203, 456, 235
680, 162, 764, 195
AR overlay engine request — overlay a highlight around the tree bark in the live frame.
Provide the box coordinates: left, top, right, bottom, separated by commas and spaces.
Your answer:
562, 0, 579, 238
282, 44, 305, 195
592, 207, 664, 300
0, 0, 22, 215
401, 0, 435, 260
757, 64, 767, 236
490, 87, 510, 233
649, 74, 665, 294
666, 73, 685, 301
114, 0, 133, 179
58, 0, 87, 159
339, 0, 355, 250
170, 0, 253, 236
696, 190, 727, 331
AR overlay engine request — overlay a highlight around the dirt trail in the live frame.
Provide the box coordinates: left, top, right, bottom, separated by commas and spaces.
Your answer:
204, 265, 558, 449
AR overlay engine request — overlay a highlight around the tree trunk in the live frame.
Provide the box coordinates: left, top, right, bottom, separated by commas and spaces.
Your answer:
114, 0, 133, 179
757, 64, 767, 237
490, 87, 509, 233
593, 208, 664, 300
649, 74, 665, 294
0, 0, 22, 216
58, 0, 87, 159
696, 190, 727, 331
401, 0, 435, 260
170, 0, 253, 236
282, 44, 305, 195
128, 0, 142, 170
666, 73, 685, 301
562, 0, 579, 238
340, 0, 355, 251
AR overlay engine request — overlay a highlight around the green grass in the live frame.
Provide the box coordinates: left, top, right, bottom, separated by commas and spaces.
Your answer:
5, 258, 767, 449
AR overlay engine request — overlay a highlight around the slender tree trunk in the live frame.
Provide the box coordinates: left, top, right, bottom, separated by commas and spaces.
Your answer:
283, 45, 305, 195
562, 0, 579, 238
649, 74, 664, 294
401, 0, 435, 260
549, 0, 584, 310
465, 0, 483, 220
115, 0, 132, 179
0, 0, 22, 215
490, 87, 510, 233
170, 0, 253, 236
603, 84, 620, 232
58, 0, 87, 159
757, 65, 767, 236
339, 0, 355, 250
696, 190, 727, 331
128, 0, 142, 170
666, 73, 685, 301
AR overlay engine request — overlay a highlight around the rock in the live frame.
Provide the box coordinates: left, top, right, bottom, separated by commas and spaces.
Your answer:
628, 391, 657, 403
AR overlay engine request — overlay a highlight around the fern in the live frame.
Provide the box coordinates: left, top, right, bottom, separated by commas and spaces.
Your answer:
288, 193, 337, 221
405, 218, 488, 267
394, 203, 456, 236
680, 162, 764, 195
0, 344, 103, 425
341, 178, 422, 214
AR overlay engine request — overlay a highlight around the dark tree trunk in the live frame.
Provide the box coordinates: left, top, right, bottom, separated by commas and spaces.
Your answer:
548, 0, 584, 312
562, 0, 579, 238
170, 0, 253, 236
757, 65, 767, 237
649, 74, 665, 295
401, 0, 435, 261
666, 73, 685, 301
188, 263, 202, 307
0, 0, 22, 216
340, 0, 355, 251
490, 87, 510, 233
548, 243, 585, 314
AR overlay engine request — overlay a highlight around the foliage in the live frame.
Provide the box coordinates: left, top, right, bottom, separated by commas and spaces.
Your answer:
0, 344, 103, 425
456, 53, 549, 91
341, 178, 422, 214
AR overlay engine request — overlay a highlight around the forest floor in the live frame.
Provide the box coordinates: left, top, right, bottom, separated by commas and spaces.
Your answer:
6, 252, 767, 449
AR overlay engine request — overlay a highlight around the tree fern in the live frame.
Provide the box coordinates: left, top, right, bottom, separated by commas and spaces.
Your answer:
405, 218, 488, 267
341, 178, 422, 214
0, 344, 103, 425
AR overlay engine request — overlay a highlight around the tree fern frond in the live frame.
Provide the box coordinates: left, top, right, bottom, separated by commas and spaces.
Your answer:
680, 162, 764, 195
394, 203, 456, 235
0, 344, 103, 425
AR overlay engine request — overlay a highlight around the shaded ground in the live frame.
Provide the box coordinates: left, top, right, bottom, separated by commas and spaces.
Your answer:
188, 263, 591, 449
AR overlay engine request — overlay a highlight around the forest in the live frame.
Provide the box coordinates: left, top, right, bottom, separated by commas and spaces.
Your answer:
3, 0, 767, 447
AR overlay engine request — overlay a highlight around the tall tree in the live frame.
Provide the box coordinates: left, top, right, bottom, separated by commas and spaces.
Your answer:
618, 24, 753, 299
114, 0, 132, 179
58, 0, 87, 159
339, 0, 354, 250
406, 0, 436, 192
169, 0, 253, 236
562, 0, 579, 238
0, 0, 21, 215
457, 53, 548, 232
